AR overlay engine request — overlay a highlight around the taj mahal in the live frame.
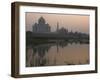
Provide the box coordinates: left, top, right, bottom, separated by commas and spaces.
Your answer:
32, 16, 68, 33
32, 17, 51, 33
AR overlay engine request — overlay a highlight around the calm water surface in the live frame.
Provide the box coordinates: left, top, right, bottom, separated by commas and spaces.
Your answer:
26, 42, 89, 67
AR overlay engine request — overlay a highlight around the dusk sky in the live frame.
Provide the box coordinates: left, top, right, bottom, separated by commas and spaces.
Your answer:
26, 12, 89, 34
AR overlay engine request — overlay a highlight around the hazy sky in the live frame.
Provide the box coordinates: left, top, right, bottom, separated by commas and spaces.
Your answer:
26, 12, 89, 34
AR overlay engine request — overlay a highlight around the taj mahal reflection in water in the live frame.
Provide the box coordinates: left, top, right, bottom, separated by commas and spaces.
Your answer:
26, 17, 89, 67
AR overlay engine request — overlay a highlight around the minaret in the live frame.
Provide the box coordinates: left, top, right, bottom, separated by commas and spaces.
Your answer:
56, 22, 59, 32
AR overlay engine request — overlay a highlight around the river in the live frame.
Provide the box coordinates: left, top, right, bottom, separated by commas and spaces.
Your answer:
26, 41, 89, 67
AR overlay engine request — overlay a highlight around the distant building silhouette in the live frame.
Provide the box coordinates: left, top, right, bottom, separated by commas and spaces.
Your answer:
33, 17, 51, 33
58, 27, 68, 34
